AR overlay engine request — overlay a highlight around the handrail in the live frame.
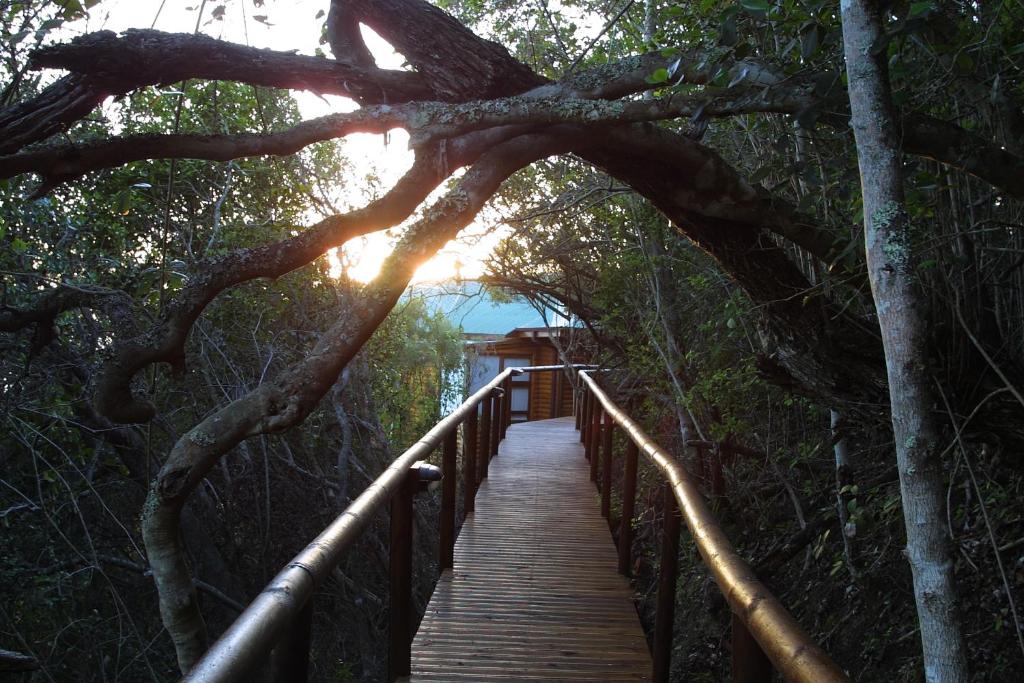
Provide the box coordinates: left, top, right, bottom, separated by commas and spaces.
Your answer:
578, 370, 848, 683
183, 363, 589, 682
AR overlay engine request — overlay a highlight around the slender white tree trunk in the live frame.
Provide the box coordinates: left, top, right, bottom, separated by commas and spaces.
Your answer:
839, 1, 968, 680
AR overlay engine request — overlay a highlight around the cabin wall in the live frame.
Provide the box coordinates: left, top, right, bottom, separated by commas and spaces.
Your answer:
471, 338, 574, 421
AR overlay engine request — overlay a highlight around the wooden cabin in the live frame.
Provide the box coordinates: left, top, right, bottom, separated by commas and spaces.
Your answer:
465, 327, 576, 422
413, 281, 584, 421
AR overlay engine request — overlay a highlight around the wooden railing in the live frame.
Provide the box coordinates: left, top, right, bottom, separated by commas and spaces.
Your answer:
182, 365, 579, 683
576, 369, 849, 683
183, 364, 847, 683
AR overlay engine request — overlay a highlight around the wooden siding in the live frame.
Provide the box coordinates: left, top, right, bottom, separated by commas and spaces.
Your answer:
474, 338, 575, 422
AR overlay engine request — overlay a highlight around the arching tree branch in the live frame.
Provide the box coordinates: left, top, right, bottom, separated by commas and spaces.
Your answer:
325, 0, 375, 67
29, 29, 434, 104
142, 129, 582, 671
1, 285, 135, 353
343, 0, 546, 99
0, 74, 108, 155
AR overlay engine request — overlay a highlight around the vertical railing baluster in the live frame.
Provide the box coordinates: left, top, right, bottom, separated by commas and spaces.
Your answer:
439, 428, 457, 572
464, 409, 478, 515
388, 469, 415, 683
589, 405, 601, 482
489, 390, 502, 462
600, 410, 614, 519
731, 612, 773, 683
479, 397, 491, 481
501, 375, 512, 435
581, 389, 590, 446
389, 463, 439, 683
617, 440, 639, 576
653, 483, 682, 683
270, 597, 313, 683
552, 367, 562, 419
574, 386, 583, 431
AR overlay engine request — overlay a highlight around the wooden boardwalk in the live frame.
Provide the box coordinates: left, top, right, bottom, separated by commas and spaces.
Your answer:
409, 417, 652, 682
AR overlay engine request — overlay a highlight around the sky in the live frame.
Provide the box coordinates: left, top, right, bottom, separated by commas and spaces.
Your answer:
62, 0, 514, 283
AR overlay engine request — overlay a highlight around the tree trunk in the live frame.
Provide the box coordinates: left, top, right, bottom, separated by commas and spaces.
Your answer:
839, 1, 968, 680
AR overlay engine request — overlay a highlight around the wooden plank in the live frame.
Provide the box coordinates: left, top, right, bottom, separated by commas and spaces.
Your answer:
410, 417, 652, 682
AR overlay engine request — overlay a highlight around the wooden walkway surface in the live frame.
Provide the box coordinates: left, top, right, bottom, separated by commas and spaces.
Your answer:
409, 416, 652, 682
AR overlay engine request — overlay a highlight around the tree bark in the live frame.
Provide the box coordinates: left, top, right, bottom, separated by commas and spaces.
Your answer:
840, 1, 968, 679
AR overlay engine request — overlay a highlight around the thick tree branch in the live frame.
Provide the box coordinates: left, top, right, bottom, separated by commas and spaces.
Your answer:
903, 113, 1024, 198
10, 22, 1018, 201
0, 28, 436, 155
0, 74, 107, 155
325, 0, 375, 67
0, 285, 134, 352
0, 649, 37, 673
0, 86, 811, 191
344, 0, 546, 100
29, 29, 434, 105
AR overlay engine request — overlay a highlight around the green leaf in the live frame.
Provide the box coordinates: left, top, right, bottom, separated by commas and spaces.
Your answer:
727, 67, 749, 89
800, 24, 821, 61
115, 190, 132, 216
720, 16, 738, 47
908, 1, 935, 18
53, 0, 84, 17
645, 68, 670, 84
812, 71, 838, 97
666, 58, 682, 80
740, 0, 770, 12
954, 52, 975, 75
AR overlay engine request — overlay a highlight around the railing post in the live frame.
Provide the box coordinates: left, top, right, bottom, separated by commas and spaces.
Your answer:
589, 405, 601, 482
552, 368, 563, 419
731, 612, 773, 683
388, 468, 415, 683
617, 440, 639, 576
580, 389, 590, 445
439, 428, 457, 572
501, 375, 512, 435
389, 462, 440, 683
600, 410, 614, 519
489, 389, 502, 462
270, 597, 313, 683
653, 483, 682, 683
574, 386, 583, 431
479, 397, 491, 481
464, 409, 478, 515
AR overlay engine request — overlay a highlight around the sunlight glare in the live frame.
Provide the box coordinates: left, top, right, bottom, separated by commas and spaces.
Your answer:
63, 1, 509, 288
